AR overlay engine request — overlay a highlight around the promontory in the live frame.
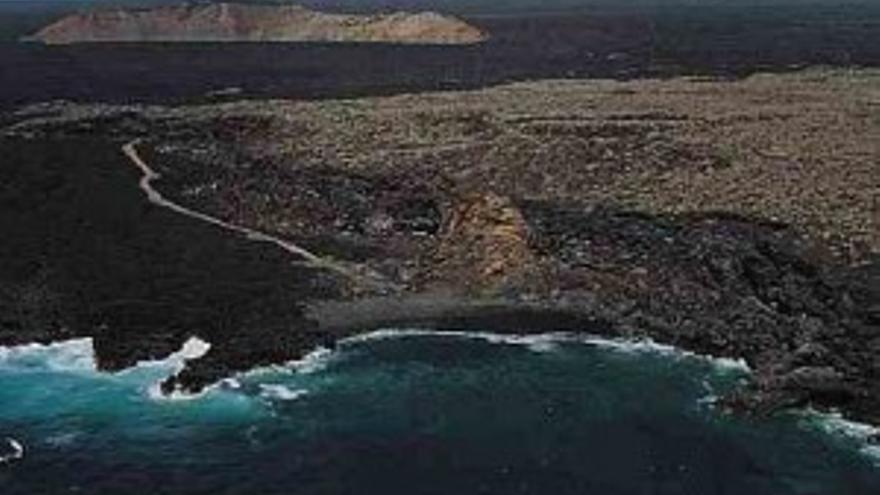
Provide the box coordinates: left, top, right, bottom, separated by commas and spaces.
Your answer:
26, 2, 489, 45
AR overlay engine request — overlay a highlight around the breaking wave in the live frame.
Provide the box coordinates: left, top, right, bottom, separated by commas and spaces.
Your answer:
143, 337, 213, 402
287, 347, 335, 375
259, 384, 309, 402
0, 437, 24, 465
342, 329, 751, 372
0, 338, 96, 373
800, 409, 880, 464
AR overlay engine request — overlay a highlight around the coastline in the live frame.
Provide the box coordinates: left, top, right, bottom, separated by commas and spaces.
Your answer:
6, 5, 880, 110
7, 328, 880, 469
2, 69, 879, 431
4, 328, 879, 492
3, 4, 880, 490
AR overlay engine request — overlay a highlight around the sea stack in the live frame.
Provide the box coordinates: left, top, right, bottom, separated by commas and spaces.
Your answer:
26, 2, 489, 45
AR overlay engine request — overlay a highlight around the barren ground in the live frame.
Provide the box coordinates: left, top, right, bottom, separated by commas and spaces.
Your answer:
4, 68, 879, 424
126, 68, 879, 263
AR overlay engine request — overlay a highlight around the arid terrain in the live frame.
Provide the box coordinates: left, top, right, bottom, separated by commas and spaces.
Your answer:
139, 68, 878, 262
3, 69, 879, 426
26, 2, 487, 45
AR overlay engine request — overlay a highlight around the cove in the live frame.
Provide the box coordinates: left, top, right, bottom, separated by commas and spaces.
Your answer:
1, 331, 879, 494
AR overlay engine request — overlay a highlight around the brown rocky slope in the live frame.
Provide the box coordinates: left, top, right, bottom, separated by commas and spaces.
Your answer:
26, 2, 488, 45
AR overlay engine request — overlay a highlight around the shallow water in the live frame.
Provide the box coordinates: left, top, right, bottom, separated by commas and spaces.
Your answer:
1, 331, 879, 495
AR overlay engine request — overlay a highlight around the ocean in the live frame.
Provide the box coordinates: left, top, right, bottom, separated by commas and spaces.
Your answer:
5, 4, 880, 110
3, 3, 880, 494
2, 330, 879, 494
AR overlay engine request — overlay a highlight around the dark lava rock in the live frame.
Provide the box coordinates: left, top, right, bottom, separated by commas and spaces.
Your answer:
519, 203, 879, 422
1, 128, 878, 427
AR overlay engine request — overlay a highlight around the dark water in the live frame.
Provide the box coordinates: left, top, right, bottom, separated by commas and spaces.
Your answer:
2, 331, 879, 494
4, 5, 880, 109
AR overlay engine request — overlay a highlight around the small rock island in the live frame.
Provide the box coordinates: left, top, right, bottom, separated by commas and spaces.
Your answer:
26, 2, 489, 45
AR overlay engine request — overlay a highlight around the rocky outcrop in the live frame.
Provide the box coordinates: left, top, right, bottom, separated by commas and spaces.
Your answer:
429, 192, 538, 292
26, 3, 488, 45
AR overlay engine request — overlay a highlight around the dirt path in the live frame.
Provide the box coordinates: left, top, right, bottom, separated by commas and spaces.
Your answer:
122, 139, 374, 286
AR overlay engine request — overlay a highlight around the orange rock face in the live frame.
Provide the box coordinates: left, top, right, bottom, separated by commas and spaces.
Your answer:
432, 192, 539, 292
28, 3, 489, 45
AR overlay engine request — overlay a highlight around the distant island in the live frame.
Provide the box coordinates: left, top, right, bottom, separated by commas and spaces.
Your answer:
25, 2, 489, 45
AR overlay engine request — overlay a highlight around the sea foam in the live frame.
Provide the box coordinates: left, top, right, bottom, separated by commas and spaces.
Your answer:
343, 329, 751, 372
800, 409, 880, 464
287, 347, 335, 374
144, 337, 213, 402
132, 337, 212, 370
341, 329, 570, 354
0, 437, 24, 465
258, 384, 309, 402
0, 338, 96, 373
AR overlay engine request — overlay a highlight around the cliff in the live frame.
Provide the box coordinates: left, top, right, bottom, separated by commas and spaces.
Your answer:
27, 2, 488, 45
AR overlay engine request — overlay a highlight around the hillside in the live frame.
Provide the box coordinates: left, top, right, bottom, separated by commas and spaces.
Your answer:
26, 2, 489, 45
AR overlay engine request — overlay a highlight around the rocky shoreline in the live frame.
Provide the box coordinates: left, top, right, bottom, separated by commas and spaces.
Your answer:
1, 70, 879, 426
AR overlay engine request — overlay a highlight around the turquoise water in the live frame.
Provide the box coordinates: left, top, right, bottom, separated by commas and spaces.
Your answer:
1, 331, 879, 494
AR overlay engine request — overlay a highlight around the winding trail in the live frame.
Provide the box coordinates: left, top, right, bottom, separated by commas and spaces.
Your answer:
122, 140, 370, 284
